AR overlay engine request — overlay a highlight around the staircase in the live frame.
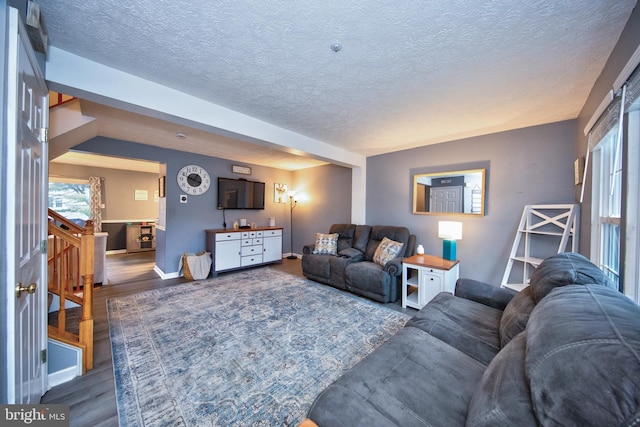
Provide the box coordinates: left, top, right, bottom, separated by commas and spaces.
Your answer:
47, 209, 95, 377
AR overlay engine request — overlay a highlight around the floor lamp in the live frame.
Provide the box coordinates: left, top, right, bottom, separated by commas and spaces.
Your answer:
287, 192, 298, 259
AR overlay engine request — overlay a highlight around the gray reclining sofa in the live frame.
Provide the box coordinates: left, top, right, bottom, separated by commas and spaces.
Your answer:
304, 253, 640, 426
302, 224, 416, 303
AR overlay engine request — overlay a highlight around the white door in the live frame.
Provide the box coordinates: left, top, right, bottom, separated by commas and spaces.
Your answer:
430, 186, 462, 213
4, 7, 49, 403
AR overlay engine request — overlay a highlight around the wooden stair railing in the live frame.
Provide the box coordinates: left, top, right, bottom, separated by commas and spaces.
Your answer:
47, 208, 95, 373
49, 91, 76, 109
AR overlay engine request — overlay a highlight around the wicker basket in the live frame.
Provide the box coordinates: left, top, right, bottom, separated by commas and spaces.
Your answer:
182, 251, 212, 281
183, 253, 195, 281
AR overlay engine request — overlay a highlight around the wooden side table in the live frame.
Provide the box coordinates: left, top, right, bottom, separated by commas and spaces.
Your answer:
402, 254, 460, 309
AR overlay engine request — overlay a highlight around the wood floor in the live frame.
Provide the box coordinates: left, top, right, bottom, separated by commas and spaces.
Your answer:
40, 252, 305, 427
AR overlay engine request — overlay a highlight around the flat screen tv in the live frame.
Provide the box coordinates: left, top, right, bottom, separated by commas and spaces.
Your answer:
217, 177, 265, 210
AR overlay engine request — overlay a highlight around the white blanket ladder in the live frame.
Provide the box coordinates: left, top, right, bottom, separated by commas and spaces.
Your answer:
501, 204, 580, 292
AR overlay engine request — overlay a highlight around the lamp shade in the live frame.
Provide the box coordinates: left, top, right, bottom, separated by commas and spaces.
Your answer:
438, 221, 462, 240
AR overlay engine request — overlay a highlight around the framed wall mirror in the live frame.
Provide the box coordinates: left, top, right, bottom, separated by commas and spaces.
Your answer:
413, 169, 486, 216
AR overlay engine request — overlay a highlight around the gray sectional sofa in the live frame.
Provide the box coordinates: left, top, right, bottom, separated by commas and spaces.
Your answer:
304, 253, 640, 426
302, 224, 416, 303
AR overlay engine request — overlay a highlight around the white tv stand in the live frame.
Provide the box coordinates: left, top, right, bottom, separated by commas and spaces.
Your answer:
205, 227, 283, 277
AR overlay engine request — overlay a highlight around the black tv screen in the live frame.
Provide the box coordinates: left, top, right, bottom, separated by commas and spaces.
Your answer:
217, 177, 265, 210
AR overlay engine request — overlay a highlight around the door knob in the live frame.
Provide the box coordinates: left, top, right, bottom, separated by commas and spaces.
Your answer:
16, 282, 37, 298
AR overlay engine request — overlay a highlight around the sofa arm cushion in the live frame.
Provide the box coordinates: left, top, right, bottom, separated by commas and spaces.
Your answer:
383, 258, 403, 276
455, 278, 517, 311
302, 244, 315, 255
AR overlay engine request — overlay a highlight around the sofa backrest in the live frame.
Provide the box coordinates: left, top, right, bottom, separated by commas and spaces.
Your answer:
364, 226, 410, 261
499, 252, 614, 348
353, 225, 372, 253
525, 285, 640, 425
528, 252, 613, 303
328, 224, 357, 252
468, 284, 640, 426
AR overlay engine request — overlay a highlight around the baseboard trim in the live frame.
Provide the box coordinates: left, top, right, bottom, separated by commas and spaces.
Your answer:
106, 249, 127, 255
154, 265, 181, 280
49, 365, 81, 389
47, 339, 82, 389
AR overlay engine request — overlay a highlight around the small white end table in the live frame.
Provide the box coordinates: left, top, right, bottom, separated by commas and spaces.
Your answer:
402, 254, 460, 309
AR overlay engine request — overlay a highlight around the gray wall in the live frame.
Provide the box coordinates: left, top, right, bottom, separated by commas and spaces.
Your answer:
575, 5, 640, 256
293, 164, 352, 253
367, 120, 577, 284
49, 163, 159, 221
73, 137, 294, 273
49, 163, 160, 250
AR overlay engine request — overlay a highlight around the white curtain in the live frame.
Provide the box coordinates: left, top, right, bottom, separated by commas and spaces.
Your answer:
89, 176, 102, 233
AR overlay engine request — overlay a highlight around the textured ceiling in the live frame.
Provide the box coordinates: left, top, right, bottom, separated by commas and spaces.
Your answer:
39, 0, 637, 164
49, 100, 329, 171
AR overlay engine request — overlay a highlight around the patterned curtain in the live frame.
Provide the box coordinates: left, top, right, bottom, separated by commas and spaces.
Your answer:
89, 176, 102, 232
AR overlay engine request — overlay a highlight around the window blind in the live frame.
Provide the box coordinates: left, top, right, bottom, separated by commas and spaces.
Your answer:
624, 65, 640, 112
590, 97, 622, 149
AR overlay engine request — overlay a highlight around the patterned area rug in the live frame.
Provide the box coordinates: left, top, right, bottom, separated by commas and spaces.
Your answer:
108, 268, 410, 426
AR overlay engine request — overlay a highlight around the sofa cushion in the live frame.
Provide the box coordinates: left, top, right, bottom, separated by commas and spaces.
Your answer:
525, 285, 640, 426
345, 261, 393, 302
364, 226, 410, 261
372, 237, 404, 267
529, 252, 613, 303
499, 286, 535, 347
307, 327, 487, 426
406, 292, 502, 365
327, 255, 360, 290
328, 223, 357, 252
353, 225, 372, 253
312, 232, 339, 255
466, 333, 538, 426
